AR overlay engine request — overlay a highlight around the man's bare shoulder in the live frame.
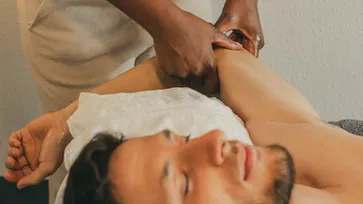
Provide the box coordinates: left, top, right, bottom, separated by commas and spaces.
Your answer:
291, 184, 339, 204
292, 183, 363, 204
246, 120, 363, 204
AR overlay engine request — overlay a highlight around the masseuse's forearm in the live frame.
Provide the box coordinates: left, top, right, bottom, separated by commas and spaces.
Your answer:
217, 49, 319, 123
221, 0, 258, 15
61, 58, 183, 134
107, 0, 183, 37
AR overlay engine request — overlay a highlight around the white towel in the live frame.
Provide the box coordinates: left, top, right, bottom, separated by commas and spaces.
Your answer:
55, 87, 252, 203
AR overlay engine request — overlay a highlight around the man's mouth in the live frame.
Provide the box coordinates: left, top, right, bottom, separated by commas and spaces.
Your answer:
243, 145, 254, 180
234, 142, 255, 181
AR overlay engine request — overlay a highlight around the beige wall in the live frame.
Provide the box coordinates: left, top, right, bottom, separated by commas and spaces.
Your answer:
212, 0, 363, 120
1, 0, 363, 174
258, 0, 363, 120
0, 0, 42, 174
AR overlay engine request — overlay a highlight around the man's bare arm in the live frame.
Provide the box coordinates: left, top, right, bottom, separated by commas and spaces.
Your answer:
216, 49, 363, 203
248, 121, 363, 204
61, 58, 183, 135
216, 49, 319, 123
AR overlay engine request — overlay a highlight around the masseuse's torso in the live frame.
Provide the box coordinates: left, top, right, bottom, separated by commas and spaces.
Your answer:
25, 0, 216, 112
28, 0, 215, 70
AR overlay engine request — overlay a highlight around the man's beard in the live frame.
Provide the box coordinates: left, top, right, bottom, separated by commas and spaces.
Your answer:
266, 144, 296, 204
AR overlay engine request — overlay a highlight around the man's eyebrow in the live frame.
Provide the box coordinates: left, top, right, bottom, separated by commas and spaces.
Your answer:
160, 130, 173, 188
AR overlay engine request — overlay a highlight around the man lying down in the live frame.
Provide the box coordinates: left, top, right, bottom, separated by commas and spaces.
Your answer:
5, 49, 363, 204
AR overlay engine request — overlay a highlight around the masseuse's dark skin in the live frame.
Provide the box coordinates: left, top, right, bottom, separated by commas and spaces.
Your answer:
215, 0, 264, 56
107, 0, 264, 91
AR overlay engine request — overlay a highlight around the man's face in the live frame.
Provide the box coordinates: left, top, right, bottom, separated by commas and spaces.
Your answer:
108, 130, 295, 204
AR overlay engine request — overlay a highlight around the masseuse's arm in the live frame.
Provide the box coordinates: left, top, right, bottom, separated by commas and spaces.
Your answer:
106, 0, 241, 83
217, 49, 363, 204
215, 0, 264, 56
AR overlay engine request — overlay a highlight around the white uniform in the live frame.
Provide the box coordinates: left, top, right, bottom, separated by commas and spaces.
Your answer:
17, 0, 217, 113
17, 0, 220, 203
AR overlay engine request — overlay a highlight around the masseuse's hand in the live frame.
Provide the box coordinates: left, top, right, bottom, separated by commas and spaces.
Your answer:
4, 111, 71, 189
153, 11, 242, 92
215, 0, 264, 57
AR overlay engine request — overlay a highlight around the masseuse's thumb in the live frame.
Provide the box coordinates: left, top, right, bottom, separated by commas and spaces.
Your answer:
212, 31, 243, 50
17, 164, 53, 189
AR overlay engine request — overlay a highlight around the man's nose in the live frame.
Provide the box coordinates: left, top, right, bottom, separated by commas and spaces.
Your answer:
189, 130, 227, 166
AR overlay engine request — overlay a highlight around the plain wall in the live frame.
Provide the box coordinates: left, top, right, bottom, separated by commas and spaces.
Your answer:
258, 0, 363, 120
0, 0, 42, 174
1, 0, 363, 174
213, 0, 363, 120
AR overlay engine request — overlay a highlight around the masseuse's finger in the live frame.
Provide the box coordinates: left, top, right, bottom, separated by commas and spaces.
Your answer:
17, 163, 53, 189
242, 39, 258, 57
212, 31, 243, 50
232, 30, 261, 57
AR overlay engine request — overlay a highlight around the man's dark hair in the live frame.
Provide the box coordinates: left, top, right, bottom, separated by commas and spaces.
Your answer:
63, 133, 125, 204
